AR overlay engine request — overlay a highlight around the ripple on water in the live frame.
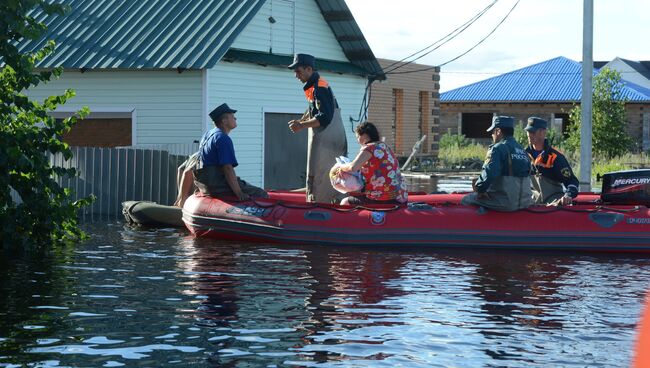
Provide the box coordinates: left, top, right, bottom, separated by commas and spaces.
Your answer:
2, 221, 649, 367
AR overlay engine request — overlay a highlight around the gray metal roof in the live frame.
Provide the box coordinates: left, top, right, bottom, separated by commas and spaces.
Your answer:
18, 0, 265, 69
16, 0, 383, 77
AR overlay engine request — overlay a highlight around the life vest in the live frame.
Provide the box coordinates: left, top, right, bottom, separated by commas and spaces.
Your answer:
304, 77, 330, 103
533, 151, 558, 169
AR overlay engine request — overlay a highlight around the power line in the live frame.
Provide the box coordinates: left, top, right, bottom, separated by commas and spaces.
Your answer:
382, 0, 498, 75
386, 0, 521, 75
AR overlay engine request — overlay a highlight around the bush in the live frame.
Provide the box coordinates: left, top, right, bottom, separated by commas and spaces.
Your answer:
439, 130, 471, 150
1, 1, 93, 250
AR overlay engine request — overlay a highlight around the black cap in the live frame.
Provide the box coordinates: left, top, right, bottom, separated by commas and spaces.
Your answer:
209, 103, 237, 123
288, 53, 315, 69
486, 116, 514, 132
524, 117, 548, 132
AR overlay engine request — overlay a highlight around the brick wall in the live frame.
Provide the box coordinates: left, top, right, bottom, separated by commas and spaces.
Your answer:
440, 102, 649, 149
368, 59, 440, 158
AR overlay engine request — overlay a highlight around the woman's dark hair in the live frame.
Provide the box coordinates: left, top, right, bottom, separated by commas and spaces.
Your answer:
355, 122, 380, 142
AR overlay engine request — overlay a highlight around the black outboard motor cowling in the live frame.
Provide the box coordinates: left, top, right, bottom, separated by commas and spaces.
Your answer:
601, 169, 650, 206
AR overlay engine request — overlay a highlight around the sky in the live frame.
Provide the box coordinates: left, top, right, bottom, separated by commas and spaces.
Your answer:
345, 0, 650, 92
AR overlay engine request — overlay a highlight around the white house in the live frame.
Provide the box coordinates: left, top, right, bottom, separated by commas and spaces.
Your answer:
20, 0, 384, 190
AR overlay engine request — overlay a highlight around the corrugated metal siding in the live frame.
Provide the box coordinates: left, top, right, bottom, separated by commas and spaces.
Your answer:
23, 70, 203, 145
441, 56, 650, 103
207, 61, 367, 187
18, 0, 267, 69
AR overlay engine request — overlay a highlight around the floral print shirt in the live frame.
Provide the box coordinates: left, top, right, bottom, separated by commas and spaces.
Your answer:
359, 142, 408, 203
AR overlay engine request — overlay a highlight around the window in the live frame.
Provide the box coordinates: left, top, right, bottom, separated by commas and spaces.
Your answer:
419, 91, 429, 153
392, 88, 404, 152
554, 113, 571, 136
461, 113, 493, 138
51, 111, 133, 148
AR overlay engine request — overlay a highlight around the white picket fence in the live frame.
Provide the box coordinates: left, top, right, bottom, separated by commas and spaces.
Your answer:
10, 143, 198, 221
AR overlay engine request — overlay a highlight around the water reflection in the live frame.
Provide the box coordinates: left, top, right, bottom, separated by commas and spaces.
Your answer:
404, 174, 474, 193
1, 225, 649, 367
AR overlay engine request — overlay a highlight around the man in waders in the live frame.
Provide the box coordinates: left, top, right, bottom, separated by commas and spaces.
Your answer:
525, 117, 578, 206
287, 53, 348, 203
461, 116, 533, 211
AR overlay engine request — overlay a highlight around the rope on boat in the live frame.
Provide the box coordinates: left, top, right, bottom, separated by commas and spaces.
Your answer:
249, 197, 643, 215
249, 198, 404, 213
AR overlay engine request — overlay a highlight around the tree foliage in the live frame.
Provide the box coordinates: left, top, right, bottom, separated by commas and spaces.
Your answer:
439, 129, 471, 150
1, 0, 92, 250
565, 67, 634, 159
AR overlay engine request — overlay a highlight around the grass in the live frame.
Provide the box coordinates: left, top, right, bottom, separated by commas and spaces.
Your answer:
437, 144, 485, 170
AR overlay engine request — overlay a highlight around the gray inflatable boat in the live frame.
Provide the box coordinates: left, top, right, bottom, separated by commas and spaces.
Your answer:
122, 201, 184, 228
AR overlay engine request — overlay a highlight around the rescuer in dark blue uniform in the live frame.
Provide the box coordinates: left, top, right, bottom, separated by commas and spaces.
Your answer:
525, 117, 579, 205
462, 116, 533, 211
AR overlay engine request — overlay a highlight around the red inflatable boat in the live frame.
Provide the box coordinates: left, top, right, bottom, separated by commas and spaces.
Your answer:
182, 188, 650, 252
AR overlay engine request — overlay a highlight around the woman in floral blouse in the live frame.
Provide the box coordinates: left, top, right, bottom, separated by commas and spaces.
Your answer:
337, 122, 408, 205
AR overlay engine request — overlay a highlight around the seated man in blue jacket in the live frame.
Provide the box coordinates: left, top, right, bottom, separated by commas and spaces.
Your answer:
192, 103, 267, 202
462, 116, 532, 211
525, 117, 579, 206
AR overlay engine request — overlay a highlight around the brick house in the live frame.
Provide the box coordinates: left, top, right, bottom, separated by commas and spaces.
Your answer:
366, 59, 441, 159
440, 56, 650, 150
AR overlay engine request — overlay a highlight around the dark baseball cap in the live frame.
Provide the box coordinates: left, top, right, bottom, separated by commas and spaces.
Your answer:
524, 117, 548, 132
288, 53, 315, 69
486, 116, 514, 132
209, 103, 237, 123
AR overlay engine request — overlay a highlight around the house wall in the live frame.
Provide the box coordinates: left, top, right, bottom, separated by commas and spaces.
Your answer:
209, 0, 370, 187
208, 61, 367, 187
24, 70, 203, 145
368, 59, 440, 158
606, 58, 650, 90
231, 0, 348, 61
26, 0, 372, 188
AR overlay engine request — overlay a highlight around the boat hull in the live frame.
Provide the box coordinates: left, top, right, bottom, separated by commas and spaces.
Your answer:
182, 191, 650, 252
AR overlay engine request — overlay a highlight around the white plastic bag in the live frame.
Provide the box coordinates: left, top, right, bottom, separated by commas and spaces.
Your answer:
329, 156, 364, 193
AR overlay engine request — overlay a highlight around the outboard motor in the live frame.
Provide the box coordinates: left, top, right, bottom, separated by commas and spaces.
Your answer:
601, 169, 650, 206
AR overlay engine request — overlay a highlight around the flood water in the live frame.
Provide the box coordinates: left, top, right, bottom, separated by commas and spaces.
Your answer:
1, 176, 649, 367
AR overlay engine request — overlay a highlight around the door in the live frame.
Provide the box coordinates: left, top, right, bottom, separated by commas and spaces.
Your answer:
264, 112, 306, 190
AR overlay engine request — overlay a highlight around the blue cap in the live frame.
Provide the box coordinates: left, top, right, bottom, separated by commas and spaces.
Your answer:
288, 53, 315, 69
524, 117, 548, 132
486, 116, 514, 132
209, 103, 237, 123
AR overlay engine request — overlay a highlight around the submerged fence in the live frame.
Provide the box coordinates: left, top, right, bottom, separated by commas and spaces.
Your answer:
10, 143, 198, 221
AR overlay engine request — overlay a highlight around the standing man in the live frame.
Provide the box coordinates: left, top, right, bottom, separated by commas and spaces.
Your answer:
191, 103, 267, 202
525, 117, 579, 205
461, 116, 532, 211
287, 53, 348, 203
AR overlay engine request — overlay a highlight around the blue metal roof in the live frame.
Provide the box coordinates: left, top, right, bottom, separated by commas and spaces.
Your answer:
18, 0, 267, 69
441, 56, 650, 103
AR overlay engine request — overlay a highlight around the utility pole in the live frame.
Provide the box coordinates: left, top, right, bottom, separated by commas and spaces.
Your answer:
579, 0, 594, 191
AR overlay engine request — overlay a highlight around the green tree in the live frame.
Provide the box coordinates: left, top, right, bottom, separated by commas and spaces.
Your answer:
1, 0, 92, 250
565, 67, 634, 158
